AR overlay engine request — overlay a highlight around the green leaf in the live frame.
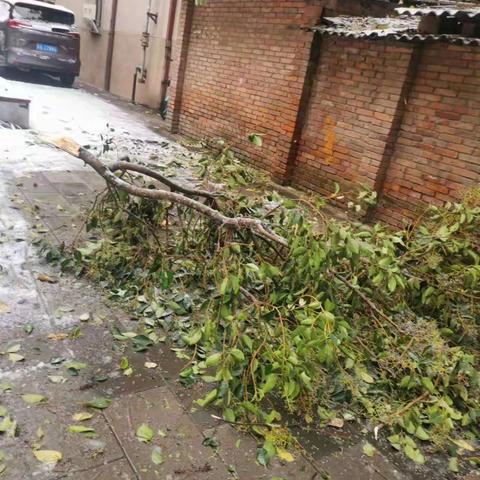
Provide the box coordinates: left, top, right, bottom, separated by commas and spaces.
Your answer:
230, 348, 245, 363
202, 436, 219, 449
196, 388, 218, 407
359, 371, 374, 384
119, 357, 129, 370
68, 425, 95, 434
65, 361, 87, 373
256, 440, 276, 466
183, 328, 202, 346
85, 398, 111, 410
248, 133, 263, 147
262, 374, 277, 394
448, 457, 459, 473
404, 445, 425, 464
22, 394, 46, 405
151, 446, 164, 465
6, 344, 20, 354
33, 450, 62, 464
362, 442, 375, 457
136, 423, 154, 443
414, 426, 430, 441
0, 417, 16, 436
205, 353, 222, 368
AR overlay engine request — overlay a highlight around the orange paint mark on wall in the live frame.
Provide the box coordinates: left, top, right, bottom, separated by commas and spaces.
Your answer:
323, 116, 336, 165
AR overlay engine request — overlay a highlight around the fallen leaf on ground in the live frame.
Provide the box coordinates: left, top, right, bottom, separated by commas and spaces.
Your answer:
8, 353, 24, 363
151, 446, 164, 465
68, 425, 95, 434
37, 274, 57, 284
136, 423, 154, 443
24, 325, 34, 335
85, 398, 111, 410
48, 375, 67, 384
22, 394, 47, 405
5, 345, 20, 354
276, 447, 294, 463
0, 302, 10, 314
72, 412, 93, 422
362, 442, 376, 457
0, 417, 16, 437
79, 313, 90, 322
64, 361, 87, 373
0, 406, 6, 417
0, 383, 12, 392
144, 362, 158, 369
33, 450, 62, 464
328, 418, 344, 429
451, 438, 475, 452
48, 333, 68, 341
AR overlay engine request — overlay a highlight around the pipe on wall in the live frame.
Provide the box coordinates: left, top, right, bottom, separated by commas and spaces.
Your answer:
104, 0, 118, 92
159, 0, 178, 119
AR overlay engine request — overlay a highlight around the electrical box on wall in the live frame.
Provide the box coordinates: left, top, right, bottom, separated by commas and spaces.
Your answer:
84, 0, 102, 34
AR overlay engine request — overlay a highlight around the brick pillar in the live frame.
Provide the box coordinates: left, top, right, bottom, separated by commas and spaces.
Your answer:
365, 43, 424, 222
167, 0, 195, 133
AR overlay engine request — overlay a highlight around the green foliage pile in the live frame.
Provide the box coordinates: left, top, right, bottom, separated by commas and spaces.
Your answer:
45, 152, 480, 470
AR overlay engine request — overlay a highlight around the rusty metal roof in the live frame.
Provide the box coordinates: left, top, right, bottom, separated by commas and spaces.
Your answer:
395, 6, 480, 19
312, 15, 480, 45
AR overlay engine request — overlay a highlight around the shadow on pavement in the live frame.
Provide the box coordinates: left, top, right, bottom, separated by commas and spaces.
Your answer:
0, 67, 75, 89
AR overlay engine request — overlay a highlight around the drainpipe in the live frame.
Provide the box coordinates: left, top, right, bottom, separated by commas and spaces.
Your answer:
104, 0, 118, 92
159, 0, 178, 119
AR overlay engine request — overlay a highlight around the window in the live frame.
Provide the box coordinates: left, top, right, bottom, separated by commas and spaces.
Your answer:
13, 4, 74, 25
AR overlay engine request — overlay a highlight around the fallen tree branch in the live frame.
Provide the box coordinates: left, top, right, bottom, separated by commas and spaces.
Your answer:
45, 137, 288, 247
110, 160, 219, 204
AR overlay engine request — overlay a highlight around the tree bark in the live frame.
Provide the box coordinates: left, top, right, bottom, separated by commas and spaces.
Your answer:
45, 137, 288, 247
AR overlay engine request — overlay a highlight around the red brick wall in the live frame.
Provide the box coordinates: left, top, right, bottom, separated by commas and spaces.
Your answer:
292, 37, 415, 196
168, 0, 322, 179
168, 2, 480, 226
376, 44, 480, 226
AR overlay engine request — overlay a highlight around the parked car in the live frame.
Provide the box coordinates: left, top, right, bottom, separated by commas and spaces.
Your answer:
0, 0, 80, 87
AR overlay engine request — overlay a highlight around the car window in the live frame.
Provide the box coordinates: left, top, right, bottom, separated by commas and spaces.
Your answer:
13, 4, 74, 25
0, 1, 10, 22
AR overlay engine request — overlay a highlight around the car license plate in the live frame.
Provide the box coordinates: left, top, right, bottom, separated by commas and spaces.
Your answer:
36, 43, 58, 53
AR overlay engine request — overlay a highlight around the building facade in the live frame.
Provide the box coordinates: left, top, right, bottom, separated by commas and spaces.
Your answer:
62, 0, 176, 108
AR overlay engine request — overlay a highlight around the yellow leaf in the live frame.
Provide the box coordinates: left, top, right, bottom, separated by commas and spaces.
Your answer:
277, 447, 294, 463
37, 274, 57, 284
48, 333, 68, 341
33, 450, 62, 464
451, 438, 475, 452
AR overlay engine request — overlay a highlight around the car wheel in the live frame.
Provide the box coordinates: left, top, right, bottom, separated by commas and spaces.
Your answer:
60, 74, 76, 88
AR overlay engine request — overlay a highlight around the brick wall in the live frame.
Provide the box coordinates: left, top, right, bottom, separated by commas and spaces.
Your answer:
292, 37, 415, 198
168, 0, 323, 180
376, 44, 480, 226
168, 2, 480, 227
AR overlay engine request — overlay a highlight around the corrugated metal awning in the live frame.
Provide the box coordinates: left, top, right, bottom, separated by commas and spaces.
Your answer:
395, 6, 480, 19
310, 14, 480, 46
